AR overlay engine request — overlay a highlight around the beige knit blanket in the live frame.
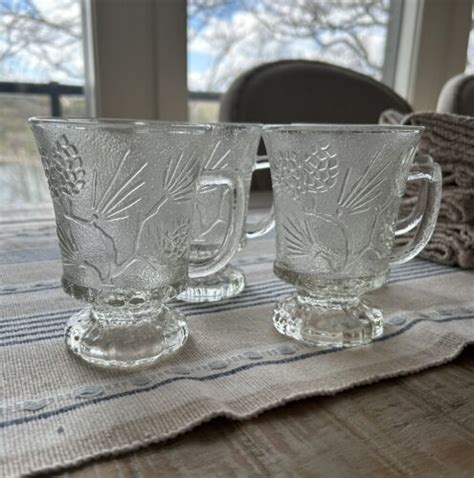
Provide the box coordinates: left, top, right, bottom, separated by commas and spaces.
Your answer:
380, 110, 474, 268
380, 110, 474, 188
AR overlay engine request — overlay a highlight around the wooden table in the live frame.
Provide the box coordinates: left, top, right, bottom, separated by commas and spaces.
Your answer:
60, 347, 474, 478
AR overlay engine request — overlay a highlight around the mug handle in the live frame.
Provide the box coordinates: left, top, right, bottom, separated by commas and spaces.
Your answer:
188, 170, 245, 278
390, 156, 442, 265
245, 156, 275, 239
395, 155, 432, 236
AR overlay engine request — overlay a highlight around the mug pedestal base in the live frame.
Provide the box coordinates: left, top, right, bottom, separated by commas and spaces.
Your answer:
177, 265, 246, 303
273, 294, 383, 348
65, 303, 188, 369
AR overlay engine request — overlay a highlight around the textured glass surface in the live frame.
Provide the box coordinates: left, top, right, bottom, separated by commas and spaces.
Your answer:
263, 125, 442, 348
29, 119, 238, 369
179, 123, 274, 302
191, 124, 261, 258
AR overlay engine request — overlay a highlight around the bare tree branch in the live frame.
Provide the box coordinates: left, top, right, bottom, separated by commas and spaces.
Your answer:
0, 0, 83, 82
188, 0, 390, 91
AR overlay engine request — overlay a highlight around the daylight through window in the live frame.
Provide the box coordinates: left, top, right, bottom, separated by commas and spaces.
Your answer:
188, 0, 392, 121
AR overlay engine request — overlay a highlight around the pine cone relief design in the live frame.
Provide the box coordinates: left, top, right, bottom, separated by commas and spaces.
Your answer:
273, 144, 338, 200
44, 134, 86, 198
304, 144, 339, 193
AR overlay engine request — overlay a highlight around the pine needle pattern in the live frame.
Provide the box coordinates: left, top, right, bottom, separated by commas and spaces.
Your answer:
44, 135, 201, 284
337, 146, 390, 216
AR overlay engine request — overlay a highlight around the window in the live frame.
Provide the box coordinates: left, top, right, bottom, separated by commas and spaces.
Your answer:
465, 3, 474, 72
0, 0, 85, 203
188, 0, 394, 121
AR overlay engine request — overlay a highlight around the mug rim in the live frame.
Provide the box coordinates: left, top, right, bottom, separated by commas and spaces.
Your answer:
28, 117, 263, 130
28, 117, 212, 133
206, 121, 263, 130
262, 124, 424, 133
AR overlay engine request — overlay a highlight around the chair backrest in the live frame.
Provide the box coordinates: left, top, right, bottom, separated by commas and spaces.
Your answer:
219, 59, 412, 124
437, 73, 474, 116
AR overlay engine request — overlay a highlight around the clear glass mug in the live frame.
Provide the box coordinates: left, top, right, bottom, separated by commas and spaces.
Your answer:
372, 154, 435, 288
29, 118, 245, 369
178, 123, 275, 302
293, 123, 432, 277
262, 124, 441, 348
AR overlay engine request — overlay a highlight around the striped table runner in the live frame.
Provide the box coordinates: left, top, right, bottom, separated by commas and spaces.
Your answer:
1, 210, 473, 477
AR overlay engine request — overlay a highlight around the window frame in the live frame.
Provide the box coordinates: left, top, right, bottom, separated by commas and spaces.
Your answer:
85, 0, 473, 119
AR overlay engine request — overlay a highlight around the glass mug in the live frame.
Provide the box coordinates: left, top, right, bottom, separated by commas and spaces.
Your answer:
29, 118, 245, 369
262, 124, 441, 348
178, 123, 274, 302
372, 154, 434, 288
293, 124, 431, 244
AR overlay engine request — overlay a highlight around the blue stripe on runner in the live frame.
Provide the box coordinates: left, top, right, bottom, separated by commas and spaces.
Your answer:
0, 270, 460, 345
0, 258, 456, 297
0, 248, 60, 265
0, 268, 460, 341
0, 319, 67, 337
0, 288, 293, 343
0, 309, 78, 328
391, 261, 456, 273
0, 291, 294, 345
0, 259, 431, 307
0, 216, 54, 226
390, 268, 457, 283
1, 333, 64, 348
0, 313, 472, 430
185, 269, 459, 319
161, 267, 459, 315
0, 284, 62, 296
0, 266, 457, 328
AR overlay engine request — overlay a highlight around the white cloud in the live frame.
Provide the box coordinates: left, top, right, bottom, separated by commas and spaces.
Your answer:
188, 1, 389, 93
0, 0, 84, 84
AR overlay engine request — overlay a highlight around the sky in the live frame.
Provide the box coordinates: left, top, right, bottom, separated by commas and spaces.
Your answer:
466, 25, 474, 74
187, 1, 390, 92
0, 0, 84, 84
3, 0, 471, 93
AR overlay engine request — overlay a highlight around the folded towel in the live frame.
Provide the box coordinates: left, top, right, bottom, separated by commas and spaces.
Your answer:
407, 112, 474, 155
381, 110, 474, 269
401, 187, 474, 224
419, 223, 474, 269
436, 161, 474, 188
400, 159, 474, 188
379, 110, 474, 188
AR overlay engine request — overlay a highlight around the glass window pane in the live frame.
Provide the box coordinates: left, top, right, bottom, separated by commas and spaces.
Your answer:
465, 4, 474, 72
0, 94, 49, 162
188, 97, 221, 122
0, 0, 84, 84
0, 0, 85, 205
0, 94, 51, 203
61, 95, 87, 117
187, 0, 391, 121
